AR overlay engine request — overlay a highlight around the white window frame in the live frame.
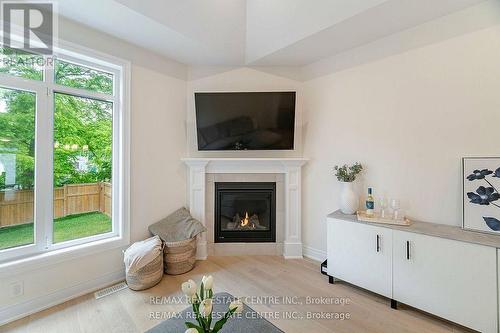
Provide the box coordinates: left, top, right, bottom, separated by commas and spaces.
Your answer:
0, 36, 130, 265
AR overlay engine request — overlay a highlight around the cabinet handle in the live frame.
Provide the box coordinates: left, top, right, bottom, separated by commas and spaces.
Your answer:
376, 235, 380, 252
406, 241, 410, 260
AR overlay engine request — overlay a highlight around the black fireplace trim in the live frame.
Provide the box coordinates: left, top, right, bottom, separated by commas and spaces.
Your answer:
215, 182, 276, 243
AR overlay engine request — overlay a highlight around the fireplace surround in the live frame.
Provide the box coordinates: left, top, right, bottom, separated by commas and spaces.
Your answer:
182, 157, 308, 259
215, 182, 276, 243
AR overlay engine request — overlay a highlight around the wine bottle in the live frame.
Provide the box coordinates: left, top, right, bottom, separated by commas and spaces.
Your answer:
366, 187, 374, 216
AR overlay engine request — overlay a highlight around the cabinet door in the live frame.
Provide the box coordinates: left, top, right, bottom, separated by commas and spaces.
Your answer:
393, 230, 497, 333
327, 218, 392, 298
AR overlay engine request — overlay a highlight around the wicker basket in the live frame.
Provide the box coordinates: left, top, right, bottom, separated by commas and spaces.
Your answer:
163, 237, 197, 275
126, 252, 164, 291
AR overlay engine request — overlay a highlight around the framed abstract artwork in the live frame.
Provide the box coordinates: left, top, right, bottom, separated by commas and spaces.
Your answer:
462, 157, 500, 234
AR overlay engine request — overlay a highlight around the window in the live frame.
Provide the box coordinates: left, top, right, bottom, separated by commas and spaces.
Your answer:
0, 47, 43, 81
0, 87, 36, 250
55, 59, 113, 95
52, 93, 113, 244
0, 45, 129, 262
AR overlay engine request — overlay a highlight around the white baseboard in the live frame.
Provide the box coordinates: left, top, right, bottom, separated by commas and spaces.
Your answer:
302, 245, 327, 262
0, 269, 125, 326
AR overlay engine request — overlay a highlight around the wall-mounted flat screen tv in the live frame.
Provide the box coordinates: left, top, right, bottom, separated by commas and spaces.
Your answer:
194, 92, 296, 150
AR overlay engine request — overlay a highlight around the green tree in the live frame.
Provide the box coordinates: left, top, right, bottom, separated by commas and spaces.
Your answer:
55, 61, 113, 94
0, 48, 113, 190
53, 93, 112, 186
0, 172, 5, 188
0, 89, 36, 189
0, 47, 43, 81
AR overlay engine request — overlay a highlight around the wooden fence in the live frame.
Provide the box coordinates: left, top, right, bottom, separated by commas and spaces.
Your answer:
0, 182, 111, 228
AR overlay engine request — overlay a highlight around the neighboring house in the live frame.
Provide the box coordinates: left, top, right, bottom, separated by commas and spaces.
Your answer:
0, 153, 16, 187
75, 155, 89, 173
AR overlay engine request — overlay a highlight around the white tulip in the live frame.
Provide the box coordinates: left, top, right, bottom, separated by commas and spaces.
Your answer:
202, 275, 214, 290
185, 329, 198, 333
229, 299, 244, 314
181, 279, 197, 297
199, 298, 213, 318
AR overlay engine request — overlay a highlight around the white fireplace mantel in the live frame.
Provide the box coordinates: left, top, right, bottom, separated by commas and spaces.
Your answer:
181, 157, 308, 259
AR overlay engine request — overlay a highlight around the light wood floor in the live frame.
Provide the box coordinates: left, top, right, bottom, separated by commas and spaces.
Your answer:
1, 256, 474, 333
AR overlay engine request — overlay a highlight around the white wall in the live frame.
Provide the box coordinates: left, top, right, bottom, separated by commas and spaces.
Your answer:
302, 25, 500, 254
130, 66, 187, 242
0, 19, 187, 323
187, 67, 304, 158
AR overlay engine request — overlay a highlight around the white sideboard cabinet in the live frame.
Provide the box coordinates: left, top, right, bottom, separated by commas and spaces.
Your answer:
327, 211, 500, 333
327, 218, 392, 298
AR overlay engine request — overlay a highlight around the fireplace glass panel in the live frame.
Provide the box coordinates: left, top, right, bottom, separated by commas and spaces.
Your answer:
215, 182, 276, 243
220, 192, 271, 231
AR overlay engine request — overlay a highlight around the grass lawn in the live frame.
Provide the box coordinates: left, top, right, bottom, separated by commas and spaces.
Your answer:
0, 212, 112, 250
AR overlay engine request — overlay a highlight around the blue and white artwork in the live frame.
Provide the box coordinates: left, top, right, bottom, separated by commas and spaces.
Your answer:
463, 157, 500, 233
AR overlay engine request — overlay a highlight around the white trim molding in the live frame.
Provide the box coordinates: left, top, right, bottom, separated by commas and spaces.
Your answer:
182, 158, 308, 259
303, 245, 327, 262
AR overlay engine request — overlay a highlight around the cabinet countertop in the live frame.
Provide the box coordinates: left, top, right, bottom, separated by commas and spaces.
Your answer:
327, 210, 500, 248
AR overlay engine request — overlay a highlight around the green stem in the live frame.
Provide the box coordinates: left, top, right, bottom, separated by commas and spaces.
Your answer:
193, 299, 206, 331
198, 317, 206, 331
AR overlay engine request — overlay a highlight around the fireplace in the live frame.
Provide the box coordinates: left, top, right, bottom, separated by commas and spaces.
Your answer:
215, 182, 276, 243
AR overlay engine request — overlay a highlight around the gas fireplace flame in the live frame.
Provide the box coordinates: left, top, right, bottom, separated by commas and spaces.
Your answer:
241, 212, 250, 227
230, 211, 263, 231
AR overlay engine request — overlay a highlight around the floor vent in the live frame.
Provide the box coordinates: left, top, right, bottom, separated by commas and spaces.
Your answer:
94, 282, 128, 299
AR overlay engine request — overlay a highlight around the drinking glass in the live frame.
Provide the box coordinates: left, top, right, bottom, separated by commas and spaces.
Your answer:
391, 199, 401, 220
379, 198, 388, 218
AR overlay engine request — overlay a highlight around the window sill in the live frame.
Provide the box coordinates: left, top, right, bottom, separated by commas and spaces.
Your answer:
0, 236, 129, 277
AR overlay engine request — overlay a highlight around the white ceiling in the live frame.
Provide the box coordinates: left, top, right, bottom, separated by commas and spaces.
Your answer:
56, 0, 486, 66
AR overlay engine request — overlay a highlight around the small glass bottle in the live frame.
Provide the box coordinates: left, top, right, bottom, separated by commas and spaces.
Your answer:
366, 187, 374, 216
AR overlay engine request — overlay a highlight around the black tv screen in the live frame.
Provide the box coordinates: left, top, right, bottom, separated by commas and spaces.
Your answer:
195, 92, 296, 150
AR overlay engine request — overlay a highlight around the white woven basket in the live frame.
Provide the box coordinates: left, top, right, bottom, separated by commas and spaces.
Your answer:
126, 250, 164, 291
